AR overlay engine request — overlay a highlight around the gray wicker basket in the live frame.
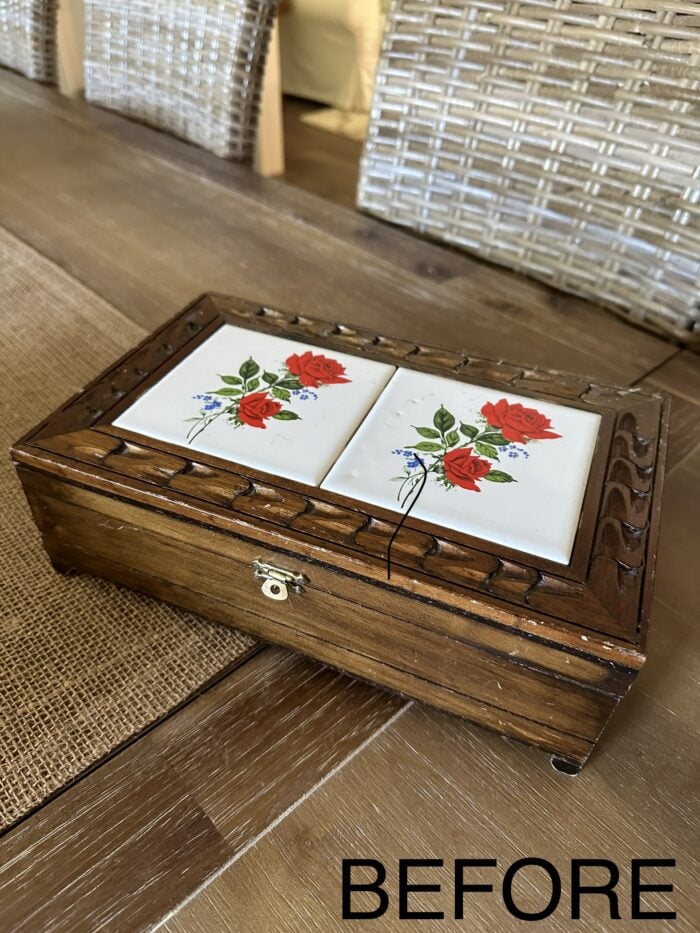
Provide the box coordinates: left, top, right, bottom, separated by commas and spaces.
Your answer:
0, 0, 57, 82
359, 0, 700, 345
84, 0, 279, 162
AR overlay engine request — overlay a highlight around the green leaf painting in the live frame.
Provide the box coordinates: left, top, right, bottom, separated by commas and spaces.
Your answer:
186, 349, 352, 442
391, 398, 561, 497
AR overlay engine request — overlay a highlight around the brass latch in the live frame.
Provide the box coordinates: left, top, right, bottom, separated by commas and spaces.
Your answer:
252, 559, 307, 601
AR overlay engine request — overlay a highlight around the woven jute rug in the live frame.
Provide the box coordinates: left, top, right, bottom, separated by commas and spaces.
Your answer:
0, 227, 258, 833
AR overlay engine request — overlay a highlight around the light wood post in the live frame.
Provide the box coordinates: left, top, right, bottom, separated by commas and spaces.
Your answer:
57, 0, 85, 97
255, 20, 285, 177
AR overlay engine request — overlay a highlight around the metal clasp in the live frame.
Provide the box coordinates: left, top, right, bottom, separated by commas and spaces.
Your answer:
252, 559, 307, 601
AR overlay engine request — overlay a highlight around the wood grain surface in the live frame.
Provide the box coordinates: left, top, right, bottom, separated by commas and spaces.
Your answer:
162, 403, 700, 933
283, 97, 363, 210
0, 72, 697, 932
0, 649, 402, 932
13, 292, 669, 768
0, 72, 673, 381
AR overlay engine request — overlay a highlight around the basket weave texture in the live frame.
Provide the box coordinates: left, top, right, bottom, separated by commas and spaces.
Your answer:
359, 0, 700, 344
84, 0, 279, 161
0, 225, 256, 832
0, 0, 57, 82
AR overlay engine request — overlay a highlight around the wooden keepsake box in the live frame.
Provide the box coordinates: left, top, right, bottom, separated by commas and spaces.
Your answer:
12, 294, 669, 772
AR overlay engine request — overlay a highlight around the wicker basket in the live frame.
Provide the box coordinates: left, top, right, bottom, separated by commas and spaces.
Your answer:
0, 0, 57, 82
359, 0, 700, 345
84, 0, 279, 162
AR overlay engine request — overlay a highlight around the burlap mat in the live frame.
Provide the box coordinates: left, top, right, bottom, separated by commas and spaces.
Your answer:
0, 228, 257, 833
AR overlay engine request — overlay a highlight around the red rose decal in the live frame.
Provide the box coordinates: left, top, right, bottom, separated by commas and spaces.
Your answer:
238, 391, 282, 429
481, 399, 561, 444
443, 447, 492, 492
286, 351, 351, 388
189, 348, 354, 445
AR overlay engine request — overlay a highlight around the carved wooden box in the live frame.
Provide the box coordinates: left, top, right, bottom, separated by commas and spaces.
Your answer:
12, 294, 669, 772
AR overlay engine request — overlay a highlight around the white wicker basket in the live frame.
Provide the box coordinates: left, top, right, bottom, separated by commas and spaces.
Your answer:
359, 0, 700, 344
84, 0, 279, 161
0, 0, 57, 82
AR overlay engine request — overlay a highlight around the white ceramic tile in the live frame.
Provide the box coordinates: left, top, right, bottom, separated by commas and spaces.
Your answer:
113, 324, 395, 486
322, 369, 601, 563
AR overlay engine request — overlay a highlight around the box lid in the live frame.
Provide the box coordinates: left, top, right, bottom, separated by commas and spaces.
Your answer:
12, 294, 669, 667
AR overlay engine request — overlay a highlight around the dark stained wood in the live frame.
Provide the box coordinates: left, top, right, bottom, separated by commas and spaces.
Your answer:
162, 446, 700, 933
12, 294, 670, 767
15, 472, 605, 764
0, 648, 402, 932
15, 295, 668, 639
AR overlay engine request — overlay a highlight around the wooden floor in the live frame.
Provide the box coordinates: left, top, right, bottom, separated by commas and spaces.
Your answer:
0, 73, 697, 932
282, 96, 363, 210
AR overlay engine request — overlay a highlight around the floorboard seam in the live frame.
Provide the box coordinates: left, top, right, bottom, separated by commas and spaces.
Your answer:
151, 701, 412, 931
632, 347, 683, 386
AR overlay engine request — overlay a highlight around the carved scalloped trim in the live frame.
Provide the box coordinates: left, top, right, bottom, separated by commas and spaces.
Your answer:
214, 295, 665, 408
22, 294, 666, 644
34, 298, 219, 441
